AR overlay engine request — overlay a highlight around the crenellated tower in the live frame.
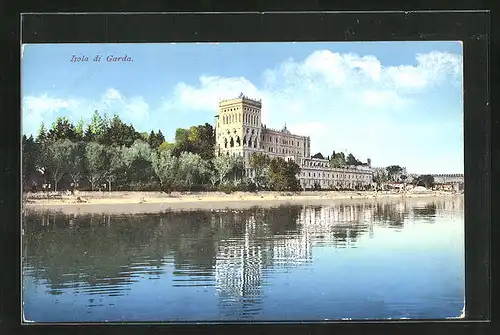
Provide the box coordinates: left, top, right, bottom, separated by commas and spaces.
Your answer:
215, 93, 263, 163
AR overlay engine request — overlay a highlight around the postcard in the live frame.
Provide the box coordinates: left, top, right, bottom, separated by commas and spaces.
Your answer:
21, 41, 465, 322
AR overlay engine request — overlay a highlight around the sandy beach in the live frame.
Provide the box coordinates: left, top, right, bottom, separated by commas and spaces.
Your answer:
23, 190, 463, 214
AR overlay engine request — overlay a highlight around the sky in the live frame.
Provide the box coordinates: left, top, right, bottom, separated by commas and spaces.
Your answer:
21, 42, 463, 174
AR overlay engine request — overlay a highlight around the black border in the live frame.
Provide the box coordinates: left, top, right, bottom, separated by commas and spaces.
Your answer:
1, 9, 493, 335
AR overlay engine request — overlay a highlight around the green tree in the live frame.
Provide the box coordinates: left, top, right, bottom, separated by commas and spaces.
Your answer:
148, 130, 165, 149
311, 152, 324, 159
83, 124, 95, 142
36, 122, 48, 143
75, 118, 85, 141
248, 152, 271, 190
67, 141, 86, 191
88, 110, 108, 143
22, 135, 38, 190
45, 139, 74, 191
330, 151, 347, 168
84, 142, 108, 190
103, 146, 125, 191
151, 150, 179, 193
268, 157, 301, 191
386, 165, 403, 182
102, 115, 140, 147
121, 140, 155, 188
178, 152, 211, 189
47, 117, 77, 142
175, 128, 190, 142
172, 128, 194, 157
158, 141, 175, 152
346, 153, 362, 166
229, 155, 244, 183
139, 132, 149, 142
415, 175, 435, 189
188, 123, 216, 160
213, 154, 243, 186
373, 170, 388, 190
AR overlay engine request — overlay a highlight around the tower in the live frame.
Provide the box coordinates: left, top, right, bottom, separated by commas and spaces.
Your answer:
215, 94, 263, 163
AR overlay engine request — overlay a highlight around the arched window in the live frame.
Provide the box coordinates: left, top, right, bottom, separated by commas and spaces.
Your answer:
248, 137, 252, 147
224, 138, 228, 148
230, 137, 234, 148
236, 136, 241, 146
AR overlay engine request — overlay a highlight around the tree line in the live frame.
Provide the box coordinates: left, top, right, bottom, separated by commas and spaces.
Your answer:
372, 165, 436, 190
22, 111, 302, 193
311, 151, 368, 168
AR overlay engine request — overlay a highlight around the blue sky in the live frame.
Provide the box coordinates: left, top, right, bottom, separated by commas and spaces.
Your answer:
21, 42, 463, 174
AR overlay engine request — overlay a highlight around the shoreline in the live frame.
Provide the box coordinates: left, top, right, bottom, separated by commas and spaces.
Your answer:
23, 190, 463, 214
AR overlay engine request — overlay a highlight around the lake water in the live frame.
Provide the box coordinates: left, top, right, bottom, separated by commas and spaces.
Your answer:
22, 197, 464, 322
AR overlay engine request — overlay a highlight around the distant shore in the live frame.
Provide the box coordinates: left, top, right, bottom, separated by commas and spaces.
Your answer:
23, 190, 463, 214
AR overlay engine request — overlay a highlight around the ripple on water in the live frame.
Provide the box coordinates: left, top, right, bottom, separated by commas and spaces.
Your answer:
22, 200, 465, 321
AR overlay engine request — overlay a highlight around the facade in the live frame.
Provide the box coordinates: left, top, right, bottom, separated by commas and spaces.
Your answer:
214, 95, 373, 190
298, 157, 373, 190
432, 173, 464, 185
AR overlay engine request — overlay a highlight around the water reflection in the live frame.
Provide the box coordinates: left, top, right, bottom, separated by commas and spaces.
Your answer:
22, 197, 464, 321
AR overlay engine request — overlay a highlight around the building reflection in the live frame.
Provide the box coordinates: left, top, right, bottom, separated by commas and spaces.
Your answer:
22, 197, 463, 319
212, 204, 373, 317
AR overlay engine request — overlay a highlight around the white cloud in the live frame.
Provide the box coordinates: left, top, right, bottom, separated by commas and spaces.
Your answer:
103, 87, 122, 100
173, 75, 260, 110
100, 88, 150, 125
361, 90, 410, 108
298, 51, 384, 87
287, 121, 327, 138
22, 95, 84, 134
165, 49, 462, 173
22, 89, 151, 136
170, 75, 268, 121
384, 51, 462, 90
